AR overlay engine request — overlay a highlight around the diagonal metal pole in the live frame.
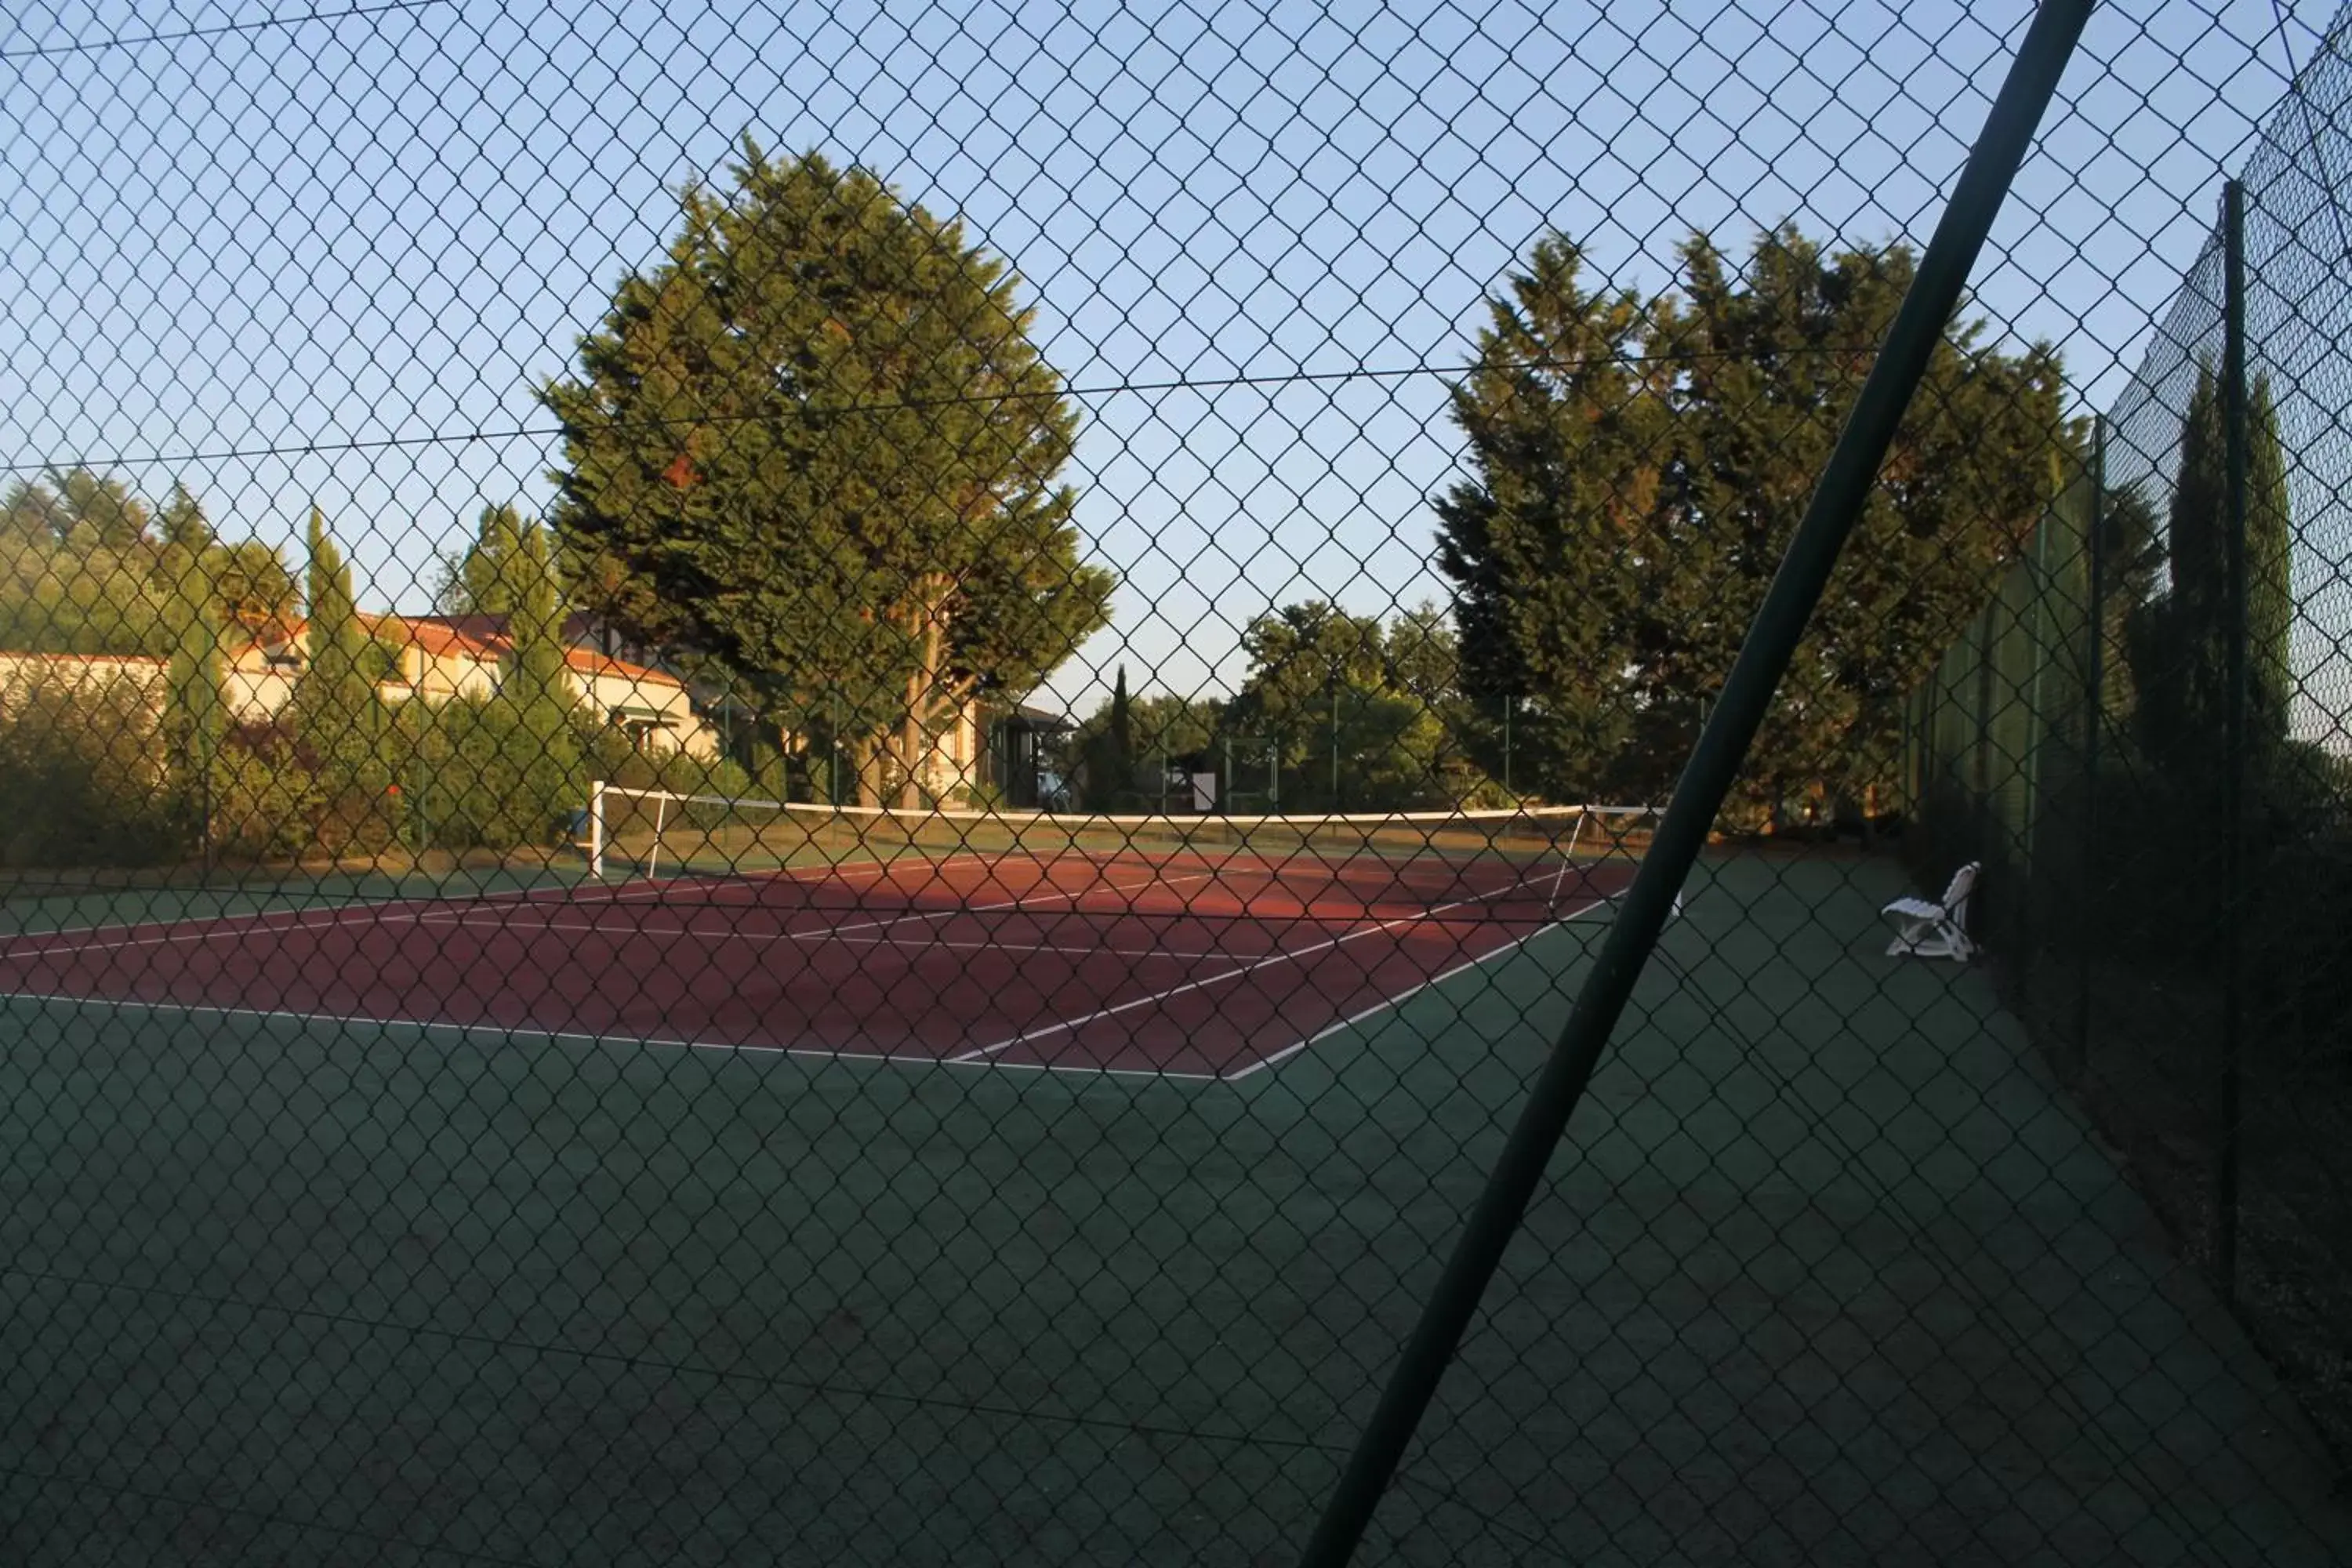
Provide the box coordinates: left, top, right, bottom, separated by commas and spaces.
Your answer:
1295, 5, 2093, 1563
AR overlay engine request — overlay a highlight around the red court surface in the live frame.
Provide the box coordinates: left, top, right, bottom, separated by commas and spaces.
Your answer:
0, 851, 1632, 1080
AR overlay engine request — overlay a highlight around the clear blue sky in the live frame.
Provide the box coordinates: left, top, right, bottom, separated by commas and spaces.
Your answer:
2, 0, 2341, 724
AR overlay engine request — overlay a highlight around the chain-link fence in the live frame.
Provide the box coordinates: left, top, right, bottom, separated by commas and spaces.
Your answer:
5, 3, 2352, 1564
1903, 8, 2352, 1490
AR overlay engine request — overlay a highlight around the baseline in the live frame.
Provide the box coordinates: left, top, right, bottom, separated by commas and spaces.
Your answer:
0, 985, 1222, 1083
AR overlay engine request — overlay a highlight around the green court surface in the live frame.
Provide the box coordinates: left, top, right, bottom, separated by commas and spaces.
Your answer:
2, 851, 2347, 1565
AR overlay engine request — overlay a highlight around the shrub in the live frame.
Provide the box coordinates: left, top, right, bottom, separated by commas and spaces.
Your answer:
207, 724, 328, 863
0, 676, 185, 867
413, 696, 575, 854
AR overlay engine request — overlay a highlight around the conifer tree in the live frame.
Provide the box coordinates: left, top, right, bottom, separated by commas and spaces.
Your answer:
498, 521, 582, 840
1436, 227, 2067, 814
291, 508, 383, 811
545, 141, 1115, 806
160, 532, 228, 858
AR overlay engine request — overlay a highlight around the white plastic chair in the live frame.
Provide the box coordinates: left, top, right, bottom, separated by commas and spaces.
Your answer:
1883, 862, 1977, 960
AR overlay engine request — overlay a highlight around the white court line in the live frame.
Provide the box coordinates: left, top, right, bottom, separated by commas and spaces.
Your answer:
0, 871, 648, 948
945, 864, 1574, 1064
596, 847, 1000, 904
0, 864, 742, 951
0, 986, 1225, 1084
388, 905, 1244, 963
795, 866, 1219, 940
430, 861, 1221, 945
5, 861, 1578, 1084
1221, 896, 1612, 1083
0, 856, 1283, 975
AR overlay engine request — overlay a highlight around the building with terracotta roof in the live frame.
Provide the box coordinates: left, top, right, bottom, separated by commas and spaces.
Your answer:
236, 612, 720, 758
411, 613, 989, 800
4, 612, 1011, 800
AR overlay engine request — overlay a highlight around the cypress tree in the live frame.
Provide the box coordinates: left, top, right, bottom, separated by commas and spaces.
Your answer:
2245, 376, 2294, 754
2129, 365, 2294, 785
292, 508, 383, 822
499, 522, 582, 840
160, 523, 227, 858
1080, 666, 1136, 810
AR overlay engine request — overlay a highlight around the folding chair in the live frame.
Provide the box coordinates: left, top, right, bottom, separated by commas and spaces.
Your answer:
1883, 861, 1977, 960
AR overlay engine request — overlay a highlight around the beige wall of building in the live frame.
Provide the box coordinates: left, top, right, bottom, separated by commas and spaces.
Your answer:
918, 702, 982, 801
561, 652, 718, 760
225, 615, 720, 760
2, 640, 982, 797
0, 651, 169, 714
223, 639, 303, 721
379, 633, 499, 706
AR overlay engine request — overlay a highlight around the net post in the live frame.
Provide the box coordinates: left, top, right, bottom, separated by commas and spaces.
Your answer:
648, 789, 670, 882
1294, 5, 2092, 1559
588, 779, 606, 880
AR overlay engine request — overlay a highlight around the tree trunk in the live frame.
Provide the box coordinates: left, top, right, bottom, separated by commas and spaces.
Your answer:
897, 673, 927, 811
851, 731, 884, 809
893, 596, 953, 811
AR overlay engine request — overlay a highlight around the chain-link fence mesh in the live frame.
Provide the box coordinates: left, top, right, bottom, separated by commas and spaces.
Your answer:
1904, 6, 2352, 1491
5, 3, 2352, 1564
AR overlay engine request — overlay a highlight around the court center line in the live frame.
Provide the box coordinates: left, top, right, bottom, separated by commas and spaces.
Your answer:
372, 905, 1249, 962
408, 862, 1224, 944
946, 866, 1578, 1063
795, 866, 1221, 939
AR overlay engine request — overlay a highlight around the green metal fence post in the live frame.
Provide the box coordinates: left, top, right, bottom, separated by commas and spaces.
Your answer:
1973, 601, 1998, 930
1294, 5, 2093, 1559
2219, 177, 2247, 1295
2077, 415, 2105, 1083
1330, 681, 1341, 808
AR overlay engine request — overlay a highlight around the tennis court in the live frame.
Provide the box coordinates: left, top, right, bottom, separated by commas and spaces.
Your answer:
0, 793, 1649, 1081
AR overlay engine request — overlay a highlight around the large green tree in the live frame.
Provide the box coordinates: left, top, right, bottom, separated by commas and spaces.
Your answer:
1436, 228, 2068, 817
1069, 672, 1232, 810
1219, 601, 1484, 811
0, 474, 294, 655
13, 467, 154, 548
2245, 379, 2296, 748
544, 140, 1116, 806
2, 470, 169, 654
155, 482, 299, 638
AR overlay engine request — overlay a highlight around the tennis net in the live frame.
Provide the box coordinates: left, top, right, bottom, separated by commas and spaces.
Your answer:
583, 782, 1660, 913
